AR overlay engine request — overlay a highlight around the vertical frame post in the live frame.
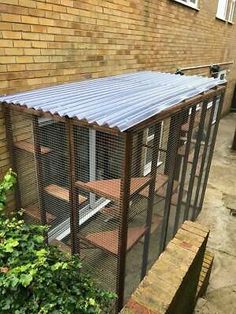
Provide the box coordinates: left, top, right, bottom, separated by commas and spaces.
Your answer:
32, 116, 47, 229
183, 99, 208, 221
117, 132, 133, 311
3, 105, 22, 209
141, 122, 161, 279
173, 105, 197, 235
191, 96, 216, 220
66, 119, 79, 256
198, 91, 225, 211
232, 126, 236, 150
159, 112, 182, 253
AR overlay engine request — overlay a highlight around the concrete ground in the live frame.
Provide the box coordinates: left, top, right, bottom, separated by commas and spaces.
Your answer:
194, 113, 236, 314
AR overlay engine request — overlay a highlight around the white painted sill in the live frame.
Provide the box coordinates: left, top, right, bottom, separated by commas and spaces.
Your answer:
215, 16, 235, 24
173, 0, 200, 11
216, 16, 227, 23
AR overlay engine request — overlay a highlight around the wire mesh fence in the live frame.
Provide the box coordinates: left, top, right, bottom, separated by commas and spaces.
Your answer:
3, 87, 225, 312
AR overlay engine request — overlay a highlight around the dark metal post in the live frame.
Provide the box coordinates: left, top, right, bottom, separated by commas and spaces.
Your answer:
183, 100, 208, 221
32, 116, 47, 228
3, 105, 22, 209
173, 106, 197, 236
141, 122, 162, 280
198, 91, 225, 210
159, 112, 182, 253
191, 97, 216, 220
117, 132, 133, 311
232, 126, 236, 150
66, 119, 79, 256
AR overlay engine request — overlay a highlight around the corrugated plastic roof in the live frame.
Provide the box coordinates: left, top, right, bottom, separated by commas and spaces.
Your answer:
0, 71, 225, 131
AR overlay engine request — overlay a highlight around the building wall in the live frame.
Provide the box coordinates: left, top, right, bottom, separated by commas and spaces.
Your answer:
0, 0, 236, 181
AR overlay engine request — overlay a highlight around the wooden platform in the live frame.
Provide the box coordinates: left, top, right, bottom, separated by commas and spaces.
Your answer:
44, 184, 87, 204
181, 112, 200, 132
156, 180, 179, 198
178, 145, 203, 163
84, 226, 147, 256
23, 203, 55, 223
76, 177, 151, 202
14, 141, 51, 155
139, 174, 168, 198
150, 214, 162, 234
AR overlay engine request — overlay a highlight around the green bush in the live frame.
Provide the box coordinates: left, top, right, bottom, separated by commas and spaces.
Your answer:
0, 169, 115, 313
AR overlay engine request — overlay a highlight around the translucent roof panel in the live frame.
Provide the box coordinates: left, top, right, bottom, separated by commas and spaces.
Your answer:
0, 71, 225, 131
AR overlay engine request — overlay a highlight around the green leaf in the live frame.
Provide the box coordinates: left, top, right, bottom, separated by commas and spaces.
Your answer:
5, 239, 19, 252
19, 273, 33, 287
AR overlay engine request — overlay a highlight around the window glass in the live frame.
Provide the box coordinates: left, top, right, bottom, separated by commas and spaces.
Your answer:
216, 0, 228, 20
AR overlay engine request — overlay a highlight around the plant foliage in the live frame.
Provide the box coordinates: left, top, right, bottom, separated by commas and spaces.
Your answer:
0, 169, 115, 313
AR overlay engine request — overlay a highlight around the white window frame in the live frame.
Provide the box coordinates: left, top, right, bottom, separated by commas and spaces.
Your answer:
228, 0, 236, 22
216, 0, 236, 22
173, 0, 199, 10
143, 122, 164, 176
216, 0, 229, 20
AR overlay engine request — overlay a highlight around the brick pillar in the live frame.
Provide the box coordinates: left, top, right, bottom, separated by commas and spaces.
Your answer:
121, 221, 210, 314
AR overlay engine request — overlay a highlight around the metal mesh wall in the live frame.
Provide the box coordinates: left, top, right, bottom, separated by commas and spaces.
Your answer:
3, 87, 225, 313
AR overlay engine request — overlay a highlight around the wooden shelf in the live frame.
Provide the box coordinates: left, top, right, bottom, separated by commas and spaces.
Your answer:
51, 239, 71, 254
156, 180, 179, 198
84, 226, 147, 256
180, 137, 206, 146
167, 190, 187, 207
14, 141, 51, 155
76, 177, 151, 202
150, 214, 162, 234
44, 184, 87, 204
139, 174, 168, 198
23, 203, 55, 223
181, 112, 200, 132
178, 144, 203, 163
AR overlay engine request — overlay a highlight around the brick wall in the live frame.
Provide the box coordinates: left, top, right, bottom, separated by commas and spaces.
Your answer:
121, 221, 210, 314
0, 0, 236, 177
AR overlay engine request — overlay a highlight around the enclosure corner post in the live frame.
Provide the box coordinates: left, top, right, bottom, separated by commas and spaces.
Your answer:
3, 104, 22, 210
32, 116, 47, 232
66, 118, 80, 256
116, 131, 133, 312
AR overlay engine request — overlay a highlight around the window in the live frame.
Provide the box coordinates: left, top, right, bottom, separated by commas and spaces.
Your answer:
216, 0, 236, 22
173, 0, 199, 10
143, 123, 164, 176
216, 0, 229, 20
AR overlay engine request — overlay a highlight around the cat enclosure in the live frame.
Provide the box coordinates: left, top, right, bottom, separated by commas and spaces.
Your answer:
0, 72, 226, 311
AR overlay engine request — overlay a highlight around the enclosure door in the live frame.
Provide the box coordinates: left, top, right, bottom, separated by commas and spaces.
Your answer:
47, 127, 118, 241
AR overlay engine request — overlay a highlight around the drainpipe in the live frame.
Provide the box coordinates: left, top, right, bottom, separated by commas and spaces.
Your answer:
175, 61, 234, 77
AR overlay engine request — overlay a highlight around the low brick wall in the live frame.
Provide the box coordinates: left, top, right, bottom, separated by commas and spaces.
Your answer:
121, 221, 210, 314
